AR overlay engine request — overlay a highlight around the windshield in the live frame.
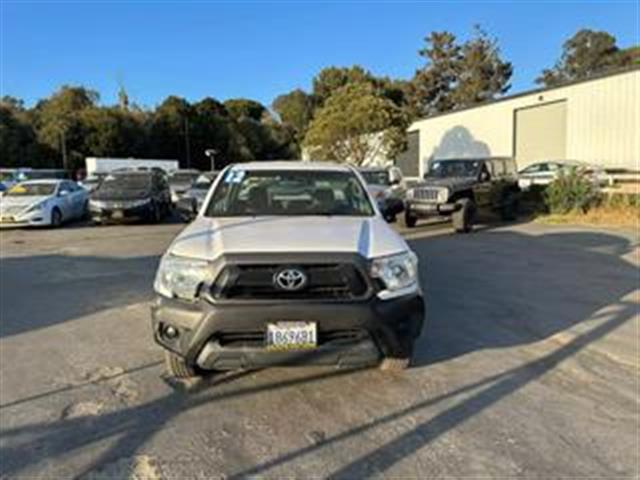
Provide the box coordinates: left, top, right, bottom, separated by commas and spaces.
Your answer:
169, 172, 199, 184
360, 171, 390, 186
205, 169, 374, 217
5, 182, 56, 196
100, 174, 152, 191
427, 160, 482, 178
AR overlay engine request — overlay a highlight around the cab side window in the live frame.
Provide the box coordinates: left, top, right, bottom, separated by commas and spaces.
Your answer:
491, 160, 505, 177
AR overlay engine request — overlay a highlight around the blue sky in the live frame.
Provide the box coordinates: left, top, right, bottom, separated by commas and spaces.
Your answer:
1, 1, 638, 108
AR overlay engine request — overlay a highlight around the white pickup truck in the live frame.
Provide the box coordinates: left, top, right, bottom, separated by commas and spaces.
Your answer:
151, 161, 425, 378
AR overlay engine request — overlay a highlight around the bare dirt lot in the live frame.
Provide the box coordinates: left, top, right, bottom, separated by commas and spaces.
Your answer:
1, 220, 638, 479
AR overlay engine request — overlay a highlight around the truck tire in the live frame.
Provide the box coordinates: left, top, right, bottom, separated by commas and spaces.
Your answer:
165, 351, 198, 379
403, 211, 417, 228
452, 198, 474, 233
501, 191, 518, 221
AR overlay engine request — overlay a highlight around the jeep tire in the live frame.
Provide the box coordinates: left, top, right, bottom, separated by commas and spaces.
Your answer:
453, 198, 474, 233
165, 351, 198, 379
403, 211, 418, 228
501, 191, 518, 221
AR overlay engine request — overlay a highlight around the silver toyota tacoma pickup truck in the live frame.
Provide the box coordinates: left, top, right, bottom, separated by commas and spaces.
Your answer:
151, 161, 425, 378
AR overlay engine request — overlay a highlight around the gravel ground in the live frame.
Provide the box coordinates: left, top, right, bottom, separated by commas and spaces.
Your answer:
0, 219, 638, 479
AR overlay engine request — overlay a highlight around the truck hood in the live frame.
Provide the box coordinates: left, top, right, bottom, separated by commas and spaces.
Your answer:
169, 216, 409, 260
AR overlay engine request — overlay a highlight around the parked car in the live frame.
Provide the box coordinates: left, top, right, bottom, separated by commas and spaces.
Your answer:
404, 158, 520, 233
175, 172, 219, 221
0, 179, 88, 228
152, 161, 425, 378
168, 169, 201, 204
518, 160, 608, 191
357, 166, 406, 222
89, 170, 171, 224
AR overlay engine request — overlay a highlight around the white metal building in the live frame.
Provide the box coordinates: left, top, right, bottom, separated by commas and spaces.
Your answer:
403, 67, 639, 177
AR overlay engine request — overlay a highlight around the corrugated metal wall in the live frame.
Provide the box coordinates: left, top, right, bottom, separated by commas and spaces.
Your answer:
409, 69, 639, 176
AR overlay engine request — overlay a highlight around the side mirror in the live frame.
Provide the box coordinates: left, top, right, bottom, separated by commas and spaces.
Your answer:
479, 172, 490, 183
388, 169, 402, 185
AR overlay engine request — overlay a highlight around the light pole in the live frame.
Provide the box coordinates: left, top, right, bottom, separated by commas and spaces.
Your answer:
205, 149, 218, 172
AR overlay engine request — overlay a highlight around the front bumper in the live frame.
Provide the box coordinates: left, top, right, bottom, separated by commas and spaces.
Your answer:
0, 209, 49, 227
90, 203, 153, 222
406, 200, 460, 217
151, 293, 425, 370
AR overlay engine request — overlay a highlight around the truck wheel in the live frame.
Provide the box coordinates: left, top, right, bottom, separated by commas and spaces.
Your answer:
501, 192, 518, 221
452, 198, 474, 233
403, 211, 417, 228
165, 351, 198, 379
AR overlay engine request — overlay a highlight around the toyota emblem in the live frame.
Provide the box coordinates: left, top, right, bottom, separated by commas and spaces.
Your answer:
274, 267, 307, 291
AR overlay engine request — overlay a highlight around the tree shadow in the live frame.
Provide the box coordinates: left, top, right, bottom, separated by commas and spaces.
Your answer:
408, 228, 639, 368
424, 125, 492, 172
0, 253, 160, 338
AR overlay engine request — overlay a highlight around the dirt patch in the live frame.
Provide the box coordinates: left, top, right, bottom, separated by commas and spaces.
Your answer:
80, 455, 162, 480
536, 206, 640, 228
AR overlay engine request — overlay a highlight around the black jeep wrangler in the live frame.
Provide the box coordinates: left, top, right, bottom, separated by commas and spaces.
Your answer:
404, 158, 520, 233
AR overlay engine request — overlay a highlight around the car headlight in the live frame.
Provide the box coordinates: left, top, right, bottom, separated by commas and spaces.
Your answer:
24, 200, 47, 213
437, 188, 449, 203
154, 254, 213, 300
370, 251, 419, 298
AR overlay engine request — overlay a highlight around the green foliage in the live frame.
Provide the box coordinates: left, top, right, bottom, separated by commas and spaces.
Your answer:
409, 27, 512, 117
223, 98, 266, 121
272, 89, 314, 141
312, 66, 374, 106
537, 29, 638, 86
303, 83, 406, 165
544, 169, 601, 214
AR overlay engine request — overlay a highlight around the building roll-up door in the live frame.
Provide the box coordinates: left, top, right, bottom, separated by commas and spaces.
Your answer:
514, 100, 567, 170
395, 131, 420, 177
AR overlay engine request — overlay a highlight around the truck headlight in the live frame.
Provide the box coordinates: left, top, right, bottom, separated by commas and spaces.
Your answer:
437, 188, 449, 203
154, 254, 212, 300
370, 251, 419, 298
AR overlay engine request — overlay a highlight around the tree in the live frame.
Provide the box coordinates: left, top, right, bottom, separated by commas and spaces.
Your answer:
33, 86, 100, 170
409, 28, 512, 117
312, 66, 375, 106
0, 101, 49, 167
148, 96, 193, 166
223, 98, 266, 121
272, 89, 314, 141
537, 29, 635, 86
450, 27, 512, 107
303, 83, 406, 165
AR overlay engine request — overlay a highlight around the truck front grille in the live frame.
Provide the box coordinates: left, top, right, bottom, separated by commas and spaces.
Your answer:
413, 188, 441, 201
211, 263, 369, 301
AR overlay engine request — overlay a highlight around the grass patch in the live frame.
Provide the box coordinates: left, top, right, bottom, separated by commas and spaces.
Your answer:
536, 204, 640, 228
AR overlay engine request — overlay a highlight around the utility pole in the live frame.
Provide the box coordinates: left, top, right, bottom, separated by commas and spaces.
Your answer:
60, 130, 68, 172
184, 117, 191, 169
205, 149, 218, 172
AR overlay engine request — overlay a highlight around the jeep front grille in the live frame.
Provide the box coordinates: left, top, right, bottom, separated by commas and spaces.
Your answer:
211, 263, 369, 301
413, 188, 441, 201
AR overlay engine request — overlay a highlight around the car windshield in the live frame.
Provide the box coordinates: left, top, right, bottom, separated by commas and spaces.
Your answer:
205, 169, 374, 217
5, 182, 56, 196
426, 160, 482, 178
100, 174, 152, 191
360, 171, 390, 186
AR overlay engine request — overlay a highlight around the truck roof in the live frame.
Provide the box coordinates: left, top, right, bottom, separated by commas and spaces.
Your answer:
230, 161, 353, 172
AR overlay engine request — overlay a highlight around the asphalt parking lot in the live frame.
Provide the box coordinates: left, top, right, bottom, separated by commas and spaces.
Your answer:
0, 219, 638, 479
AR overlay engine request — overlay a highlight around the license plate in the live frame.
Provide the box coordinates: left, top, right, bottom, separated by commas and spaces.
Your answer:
266, 322, 317, 350
112, 210, 124, 219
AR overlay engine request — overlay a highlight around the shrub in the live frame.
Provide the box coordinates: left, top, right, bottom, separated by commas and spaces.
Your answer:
544, 168, 600, 214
